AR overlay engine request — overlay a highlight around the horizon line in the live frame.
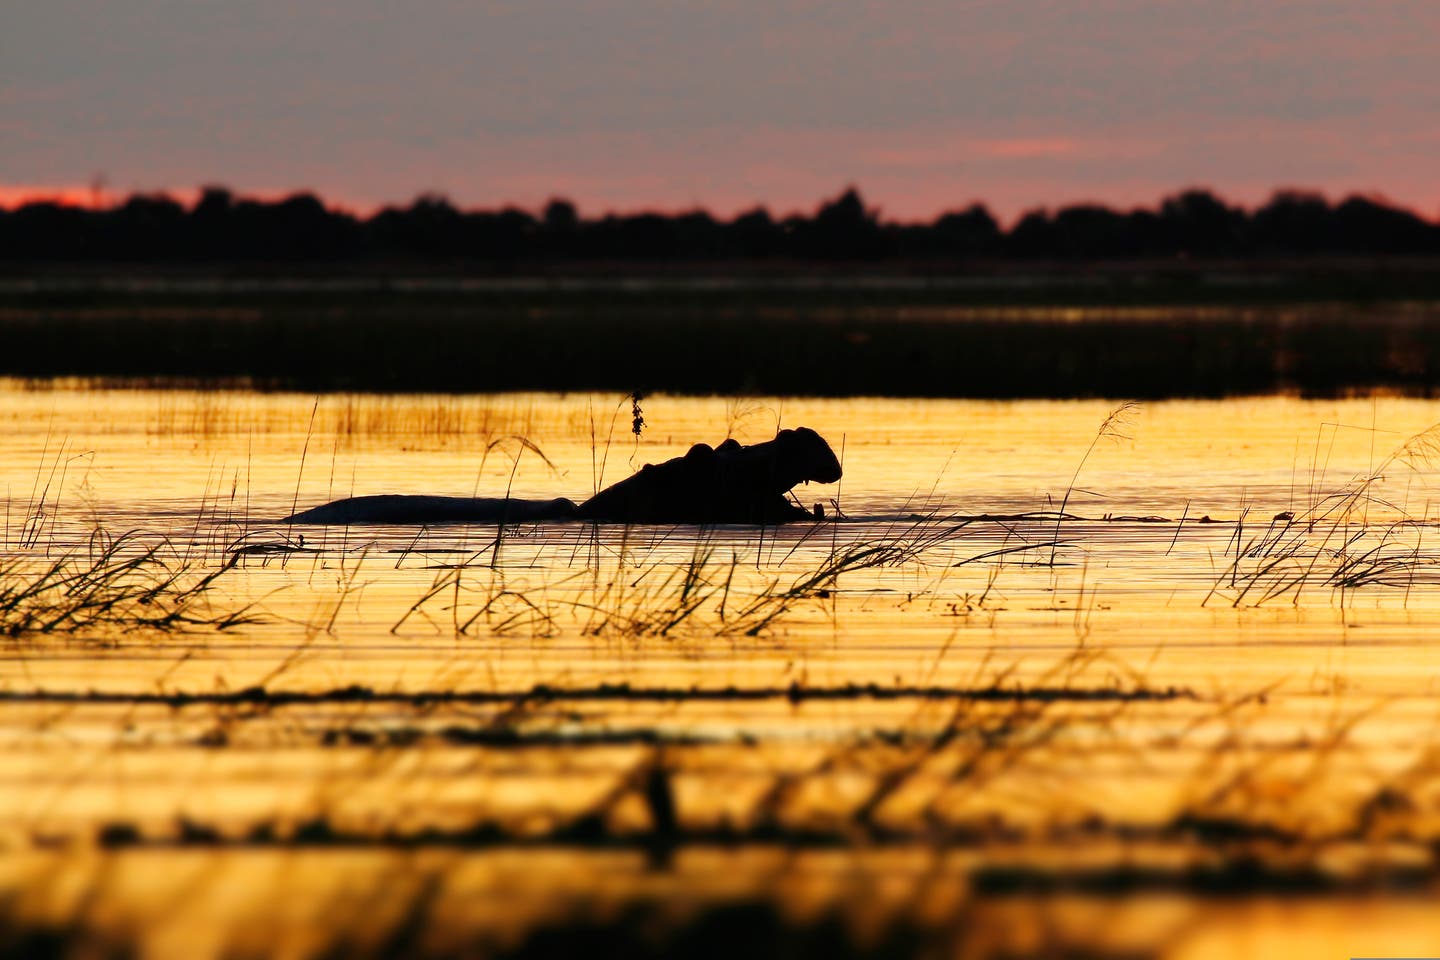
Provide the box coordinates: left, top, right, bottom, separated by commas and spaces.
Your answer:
1, 182, 1435, 229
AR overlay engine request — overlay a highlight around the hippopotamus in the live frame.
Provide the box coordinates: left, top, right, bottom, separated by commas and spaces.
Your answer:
282, 426, 842, 526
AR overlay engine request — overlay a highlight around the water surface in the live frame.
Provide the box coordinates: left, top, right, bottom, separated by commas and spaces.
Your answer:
3, 386, 1440, 958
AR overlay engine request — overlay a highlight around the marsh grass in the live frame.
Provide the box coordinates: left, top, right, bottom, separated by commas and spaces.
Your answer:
1048, 400, 1139, 565
1206, 420, 1440, 606
144, 389, 558, 441
10, 437, 96, 554
0, 529, 257, 636
13, 392, 1440, 958
0, 434, 264, 635
389, 510, 1063, 641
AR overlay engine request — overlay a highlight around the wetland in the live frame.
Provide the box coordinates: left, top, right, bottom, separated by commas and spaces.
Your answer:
4, 385, 1440, 956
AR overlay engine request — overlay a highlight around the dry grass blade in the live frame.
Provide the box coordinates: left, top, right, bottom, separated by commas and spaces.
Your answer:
1049, 401, 1139, 564
0, 530, 258, 637
483, 434, 562, 475
388, 513, 1042, 640
1207, 420, 1440, 606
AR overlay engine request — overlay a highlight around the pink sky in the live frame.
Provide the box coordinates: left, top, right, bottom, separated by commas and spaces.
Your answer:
5, 1, 1440, 224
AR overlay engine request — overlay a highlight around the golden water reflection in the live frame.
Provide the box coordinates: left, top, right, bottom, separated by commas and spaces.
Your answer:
3, 385, 1440, 958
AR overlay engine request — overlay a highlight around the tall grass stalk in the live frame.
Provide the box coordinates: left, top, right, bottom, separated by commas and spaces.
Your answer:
1206, 420, 1440, 606
390, 514, 1055, 640
1048, 401, 1138, 565
0, 530, 256, 636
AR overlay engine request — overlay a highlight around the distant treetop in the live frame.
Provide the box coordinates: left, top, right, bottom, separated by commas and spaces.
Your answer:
2, 186, 1437, 262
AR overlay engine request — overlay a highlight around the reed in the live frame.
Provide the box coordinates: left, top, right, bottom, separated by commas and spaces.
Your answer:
1206, 420, 1440, 606
16, 391, 1440, 959
388, 510, 1059, 641
0, 529, 257, 636
1048, 400, 1138, 565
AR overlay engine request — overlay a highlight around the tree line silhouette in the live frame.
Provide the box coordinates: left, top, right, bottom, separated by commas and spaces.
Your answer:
3, 185, 1438, 263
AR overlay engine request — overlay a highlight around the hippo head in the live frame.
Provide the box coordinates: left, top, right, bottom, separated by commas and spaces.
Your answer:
773, 426, 843, 487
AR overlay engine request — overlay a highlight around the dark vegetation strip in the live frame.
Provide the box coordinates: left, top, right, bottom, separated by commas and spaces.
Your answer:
75, 813, 1317, 851
78, 818, 1435, 895
10, 190, 1440, 395
966, 861, 1431, 896
5, 297, 1440, 397
312, 726, 731, 749
6, 185, 1440, 263
0, 680, 1194, 708
309, 721, 1128, 748
0, 900, 932, 960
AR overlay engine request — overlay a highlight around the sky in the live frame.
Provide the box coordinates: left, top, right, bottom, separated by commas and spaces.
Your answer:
4, 0, 1440, 223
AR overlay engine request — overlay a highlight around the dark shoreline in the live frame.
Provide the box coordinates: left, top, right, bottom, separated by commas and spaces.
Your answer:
4, 260, 1440, 398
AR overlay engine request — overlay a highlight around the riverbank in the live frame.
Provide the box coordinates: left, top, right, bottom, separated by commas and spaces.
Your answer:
4, 260, 1440, 396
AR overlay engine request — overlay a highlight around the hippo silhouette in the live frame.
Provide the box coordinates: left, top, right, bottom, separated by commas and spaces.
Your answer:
283, 427, 842, 526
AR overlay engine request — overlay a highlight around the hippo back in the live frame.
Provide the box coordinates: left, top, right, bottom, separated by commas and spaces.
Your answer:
575, 426, 841, 524
284, 495, 578, 525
